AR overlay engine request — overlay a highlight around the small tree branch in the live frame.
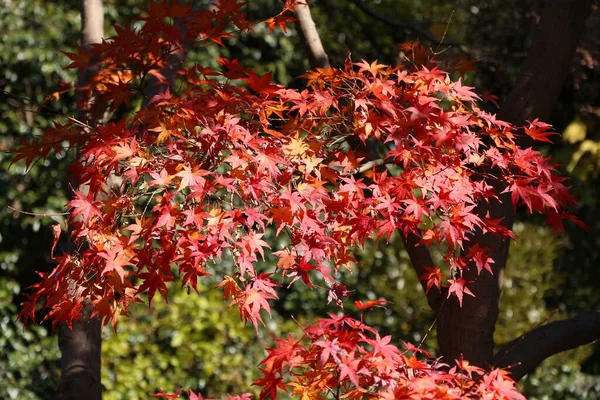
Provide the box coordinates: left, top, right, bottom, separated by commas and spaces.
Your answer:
294, 1, 330, 69
494, 311, 600, 381
348, 0, 460, 47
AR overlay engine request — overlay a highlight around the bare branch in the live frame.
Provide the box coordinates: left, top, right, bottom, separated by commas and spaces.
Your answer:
294, 1, 330, 69
494, 311, 600, 381
348, 0, 460, 47
7, 205, 68, 217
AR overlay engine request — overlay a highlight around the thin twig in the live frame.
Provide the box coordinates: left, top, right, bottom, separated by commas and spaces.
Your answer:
435, 8, 455, 54
349, 0, 461, 47
7, 205, 69, 217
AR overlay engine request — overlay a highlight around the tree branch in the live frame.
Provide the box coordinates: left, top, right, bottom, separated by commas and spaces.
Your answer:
348, 0, 460, 47
494, 311, 600, 381
294, 1, 330, 69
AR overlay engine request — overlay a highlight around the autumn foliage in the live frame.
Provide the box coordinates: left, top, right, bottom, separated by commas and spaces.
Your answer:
12, 0, 580, 398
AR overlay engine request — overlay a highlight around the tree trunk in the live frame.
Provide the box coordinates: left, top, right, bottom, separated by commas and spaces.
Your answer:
435, 0, 593, 370
57, 308, 102, 400
56, 1, 104, 399
436, 197, 514, 366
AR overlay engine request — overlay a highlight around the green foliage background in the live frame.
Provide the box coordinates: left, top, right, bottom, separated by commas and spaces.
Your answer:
1, 1, 598, 399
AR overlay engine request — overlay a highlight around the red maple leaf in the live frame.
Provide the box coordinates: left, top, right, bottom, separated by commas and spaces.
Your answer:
50, 223, 62, 259
355, 59, 387, 77
338, 353, 363, 387
67, 191, 102, 225
61, 44, 90, 69
466, 243, 495, 275
354, 299, 389, 310
98, 245, 130, 283
524, 118, 557, 143
368, 332, 401, 363
265, 14, 296, 33
243, 71, 280, 94
447, 278, 475, 306
419, 266, 444, 293
242, 288, 276, 330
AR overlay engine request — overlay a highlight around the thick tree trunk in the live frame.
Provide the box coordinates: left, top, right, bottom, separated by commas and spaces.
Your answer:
497, 0, 594, 126
436, 197, 514, 366
435, 0, 593, 371
56, 1, 104, 399
57, 308, 102, 400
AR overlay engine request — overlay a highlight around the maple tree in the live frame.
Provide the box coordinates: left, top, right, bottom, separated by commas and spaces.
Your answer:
10, 0, 597, 399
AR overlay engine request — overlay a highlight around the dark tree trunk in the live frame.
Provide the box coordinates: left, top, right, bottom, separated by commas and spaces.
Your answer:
436, 197, 514, 366
57, 308, 102, 400
56, 1, 104, 399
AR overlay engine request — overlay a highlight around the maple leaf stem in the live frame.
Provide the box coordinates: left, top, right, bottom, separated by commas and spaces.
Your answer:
66, 115, 95, 130
434, 9, 454, 54
142, 188, 163, 215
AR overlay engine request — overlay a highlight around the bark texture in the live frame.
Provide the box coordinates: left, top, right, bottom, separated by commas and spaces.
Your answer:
57, 308, 102, 400
294, 1, 330, 69
497, 0, 595, 125
56, 1, 104, 399
435, 197, 514, 366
